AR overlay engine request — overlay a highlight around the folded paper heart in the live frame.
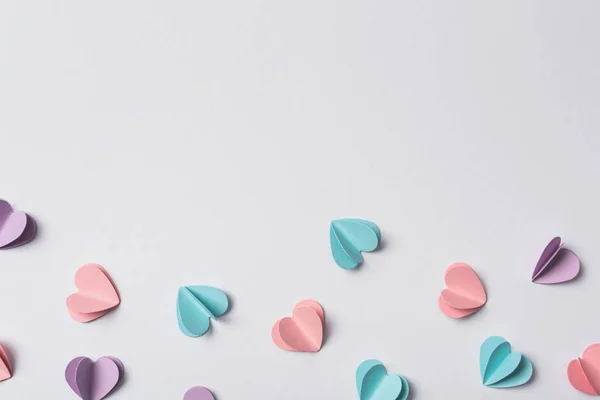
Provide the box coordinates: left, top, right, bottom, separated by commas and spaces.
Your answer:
177, 286, 229, 337
65, 356, 124, 400
0, 199, 36, 249
439, 263, 487, 319
568, 344, 600, 395
272, 300, 324, 352
480, 336, 533, 388
67, 264, 120, 323
356, 359, 409, 400
184, 386, 216, 400
531, 236, 580, 284
0, 345, 12, 382
330, 219, 380, 269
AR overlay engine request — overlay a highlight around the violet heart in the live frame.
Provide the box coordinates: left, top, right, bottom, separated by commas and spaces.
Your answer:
184, 386, 216, 400
0, 199, 36, 249
531, 236, 581, 284
65, 356, 124, 400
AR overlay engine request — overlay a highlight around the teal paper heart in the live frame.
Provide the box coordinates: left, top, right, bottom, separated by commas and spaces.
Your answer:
356, 359, 409, 400
177, 286, 229, 337
480, 336, 533, 388
330, 219, 380, 269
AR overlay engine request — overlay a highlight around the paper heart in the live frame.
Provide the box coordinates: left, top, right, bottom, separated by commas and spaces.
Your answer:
480, 336, 533, 388
272, 300, 324, 352
568, 344, 600, 395
184, 386, 216, 400
439, 263, 487, 319
531, 236, 580, 284
67, 264, 120, 323
356, 359, 409, 400
177, 286, 229, 337
330, 219, 380, 269
0, 199, 37, 249
0, 345, 12, 382
65, 356, 124, 400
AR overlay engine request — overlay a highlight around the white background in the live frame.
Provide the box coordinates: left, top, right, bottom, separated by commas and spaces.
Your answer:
1, 1, 600, 399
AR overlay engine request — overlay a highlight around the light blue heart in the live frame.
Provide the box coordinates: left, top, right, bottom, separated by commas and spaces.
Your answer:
330, 219, 380, 269
356, 359, 409, 400
480, 336, 533, 388
177, 286, 229, 337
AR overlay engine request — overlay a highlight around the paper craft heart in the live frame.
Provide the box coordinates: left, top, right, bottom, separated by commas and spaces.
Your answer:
568, 344, 600, 395
439, 263, 487, 319
330, 219, 380, 269
271, 300, 324, 352
67, 264, 120, 323
531, 236, 580, 284
0, 199, 36, 249
184, 386, 216, 400
480, 336, 533, 388
177, 286, 229, 337
356, 359, 409, 400
65, 356, 124, 400
0, 345, 13, 382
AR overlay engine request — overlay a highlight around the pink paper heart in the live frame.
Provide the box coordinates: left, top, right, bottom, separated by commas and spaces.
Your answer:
272, 300, 324, 352
67, 264, 120, 323
568, 344, 600, 395
0, 345, 12, 382
439, 263, 486, 319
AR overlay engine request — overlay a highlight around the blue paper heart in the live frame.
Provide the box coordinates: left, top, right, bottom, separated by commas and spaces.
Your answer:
356, 360, 409, 400
480, 336, 533, 388
330, 219, 380, 269
176, 286, 229, 337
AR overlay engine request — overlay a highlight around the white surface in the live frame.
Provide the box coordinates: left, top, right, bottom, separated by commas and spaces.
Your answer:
1, 1, 600, 398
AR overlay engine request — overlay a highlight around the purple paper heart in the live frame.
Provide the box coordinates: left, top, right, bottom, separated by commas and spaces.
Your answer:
0, 200, 36, 249
184, 386, 216, 400
65, 356, 123, 400
532, 236, 581, 284
65, 357, 86, 397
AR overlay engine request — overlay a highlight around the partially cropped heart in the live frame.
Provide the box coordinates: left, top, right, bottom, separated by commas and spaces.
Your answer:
480, 336, 533, 388
531, 236, 580, 284
0, 345, 12, 382
568, 344, 600, 395
330, 219, 380, 269
356, 359, 409, 400
65, 356, 124, 400
0, 199, 37, 249
272, 300, 324, 352
439, 263, 487, 319
66, 264, 120, 323
183, 386, 216, 400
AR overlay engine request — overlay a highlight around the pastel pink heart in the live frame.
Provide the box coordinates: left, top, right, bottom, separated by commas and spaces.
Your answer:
272, 300, 324, 352
0, 345, 12, 382
439, 263, 487, 319
67, 264, 120, 323
568, 344, 600, 395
